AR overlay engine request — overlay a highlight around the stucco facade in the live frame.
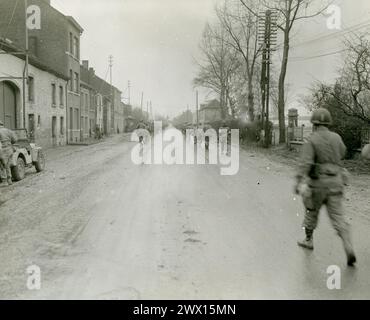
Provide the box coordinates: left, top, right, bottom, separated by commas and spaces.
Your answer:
0, 48, 68, 148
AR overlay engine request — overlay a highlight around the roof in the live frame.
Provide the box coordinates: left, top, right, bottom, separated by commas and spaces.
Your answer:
200, 99, 221, 111
0, 39, 69, 81
37, 1, 84, 34
80, 63, 121, 96
66, 16, 84, 33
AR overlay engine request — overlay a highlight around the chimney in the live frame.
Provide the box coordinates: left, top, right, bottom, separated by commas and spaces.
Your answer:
82, 60, 89, 69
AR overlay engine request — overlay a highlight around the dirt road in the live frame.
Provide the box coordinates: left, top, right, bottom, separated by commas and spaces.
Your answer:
0, 134, 369, 299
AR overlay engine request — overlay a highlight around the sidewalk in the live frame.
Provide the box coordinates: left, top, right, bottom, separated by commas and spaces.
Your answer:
43, 133, 132, 162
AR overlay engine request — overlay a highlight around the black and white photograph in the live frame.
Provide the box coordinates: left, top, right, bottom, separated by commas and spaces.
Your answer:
0, 0, 370, 304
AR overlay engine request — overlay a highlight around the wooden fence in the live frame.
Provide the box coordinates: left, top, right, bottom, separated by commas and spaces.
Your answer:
362, 127, 370, 146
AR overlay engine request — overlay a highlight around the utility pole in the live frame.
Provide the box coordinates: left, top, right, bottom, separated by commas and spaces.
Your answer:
128, 80, 131, 105
23, 0, 29, 129
140, 92, 144, 119
196, 90, 199, 128
146, 101, 149, 121
109, 55, 113, 135
258, 10, 277, 148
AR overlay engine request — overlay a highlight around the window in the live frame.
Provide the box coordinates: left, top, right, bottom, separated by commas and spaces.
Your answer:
52, 116, 57, 138
28, 76, 34, 102
60, 116, 64, 135
73, 36, 79, 59
74, 72, 79, 93
85, 93, 89, 111
59, 86, 64, 106
69, 107, 73, 129
51, 83, 56, 106
69, 32, 73, 55
69, 69, 73, 91
74, 108, 79, 129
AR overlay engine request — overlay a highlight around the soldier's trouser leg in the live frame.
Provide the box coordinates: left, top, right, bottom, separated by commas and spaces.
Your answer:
0, 156, 6, 180
302, 188, 325, 232
326, 194, 355, 258
302, 209, 319, 232
298, 207, 319, 249
5, 156, 12, 179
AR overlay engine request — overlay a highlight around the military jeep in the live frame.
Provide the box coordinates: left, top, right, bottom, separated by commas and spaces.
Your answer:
10, 129, 45, 181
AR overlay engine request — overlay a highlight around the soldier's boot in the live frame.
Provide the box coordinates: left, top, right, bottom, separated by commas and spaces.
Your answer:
7, 178, 13, 186
297, 228, 314, 250
340, 232, 356, 266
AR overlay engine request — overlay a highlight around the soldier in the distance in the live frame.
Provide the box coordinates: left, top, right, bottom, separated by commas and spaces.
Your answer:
295, 108, 357, 266
219, 121, 229, 156
0, 120, 17, 186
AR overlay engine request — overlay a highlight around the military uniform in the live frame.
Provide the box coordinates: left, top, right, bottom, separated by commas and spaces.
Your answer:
219, 125, 229, 155
296, 108, 356, 266
0, 122, 17, 185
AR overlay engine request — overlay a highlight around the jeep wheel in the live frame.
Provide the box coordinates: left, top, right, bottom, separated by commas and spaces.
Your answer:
11, 157, 26, 181
34, 150, 45, 172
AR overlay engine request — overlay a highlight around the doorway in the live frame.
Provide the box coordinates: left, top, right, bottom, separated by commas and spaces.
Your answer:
0, 81, 17, 129
52, 116, 57, 146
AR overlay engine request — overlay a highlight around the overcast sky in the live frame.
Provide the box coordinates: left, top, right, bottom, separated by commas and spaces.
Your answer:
51, 0, 370, 118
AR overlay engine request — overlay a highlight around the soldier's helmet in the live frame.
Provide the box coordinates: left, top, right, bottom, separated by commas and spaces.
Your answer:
311, 108, 332, 126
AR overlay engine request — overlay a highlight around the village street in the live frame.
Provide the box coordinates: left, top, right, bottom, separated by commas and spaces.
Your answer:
0, 133, 369, 300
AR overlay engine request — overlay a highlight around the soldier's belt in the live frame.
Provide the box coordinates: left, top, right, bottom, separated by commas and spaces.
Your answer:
317, 163, 341, 176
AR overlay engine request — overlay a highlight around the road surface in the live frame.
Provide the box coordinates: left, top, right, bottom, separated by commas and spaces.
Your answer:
0, 133, 369, 299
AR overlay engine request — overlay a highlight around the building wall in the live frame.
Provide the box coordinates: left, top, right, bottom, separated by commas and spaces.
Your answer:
80, 85, 91, 138
0, 0, 84, 144
89, 87, 96, 136
96, 94, 103, 131
0, 0, 69, 78
0, 51, 67, 149
115, 102, 124, 133
103, 98, 111, 135
66, 22, 83, 143
113, 89, 123, 133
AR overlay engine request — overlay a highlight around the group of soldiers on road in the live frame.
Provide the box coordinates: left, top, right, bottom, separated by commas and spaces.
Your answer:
2, 109, 370, 267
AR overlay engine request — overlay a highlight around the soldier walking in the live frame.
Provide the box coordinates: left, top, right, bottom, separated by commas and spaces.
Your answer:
0, 120, 17, 186
219, 121, 229, 156
295, 108, 357, 266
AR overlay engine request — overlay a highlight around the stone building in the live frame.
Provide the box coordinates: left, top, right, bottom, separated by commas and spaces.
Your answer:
0, 0, 84, 144
81, 61, 122, 137
0, 40, 68, 148
199, 99, 222, 125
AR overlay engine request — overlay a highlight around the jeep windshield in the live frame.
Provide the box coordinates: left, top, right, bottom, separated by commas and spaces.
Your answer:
13, 129, 28, 141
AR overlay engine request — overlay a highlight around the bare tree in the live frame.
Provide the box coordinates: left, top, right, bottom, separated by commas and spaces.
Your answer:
216, 0, 262, 121
240, 0, 330, 143
193, 22, 240, 119
313, 35, 370, 124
